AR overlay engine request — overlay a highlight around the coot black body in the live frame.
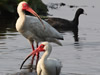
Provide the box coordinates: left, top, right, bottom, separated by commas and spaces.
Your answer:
45, 8, 86, 42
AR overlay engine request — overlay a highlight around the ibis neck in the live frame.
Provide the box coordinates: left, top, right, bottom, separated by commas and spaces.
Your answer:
41, 50, 50, 62
41, 45, 52, 64
18, 10, 25, 18
16, 10, 26, 32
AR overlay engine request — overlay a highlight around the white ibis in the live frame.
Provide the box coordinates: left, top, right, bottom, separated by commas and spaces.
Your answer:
37, 42, 62, 75
16, 1, 63, 70
45, 8, 86, 42
21, 42, 62, 75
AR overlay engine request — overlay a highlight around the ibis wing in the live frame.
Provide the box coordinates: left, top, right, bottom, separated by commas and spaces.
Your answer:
26, 16, 63, 40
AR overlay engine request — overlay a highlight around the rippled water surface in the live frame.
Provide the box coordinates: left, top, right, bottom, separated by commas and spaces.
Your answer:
0, 0, 100, 75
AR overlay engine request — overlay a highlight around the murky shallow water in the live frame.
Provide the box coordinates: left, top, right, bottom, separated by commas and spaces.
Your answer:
0, 0, 100, 75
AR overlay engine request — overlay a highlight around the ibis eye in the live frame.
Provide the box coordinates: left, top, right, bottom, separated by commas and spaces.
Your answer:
41, 45, 44, 48
24, 5, 26, 7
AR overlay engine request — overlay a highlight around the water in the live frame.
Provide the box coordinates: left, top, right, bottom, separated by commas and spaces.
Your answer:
0, 0, 100, 75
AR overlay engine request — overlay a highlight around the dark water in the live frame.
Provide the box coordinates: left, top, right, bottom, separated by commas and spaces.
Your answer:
0, 0, 100, 75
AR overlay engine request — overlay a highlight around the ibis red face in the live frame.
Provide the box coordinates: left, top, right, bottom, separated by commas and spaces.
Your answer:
37, 44, 45, 52
22, 2, 45, 29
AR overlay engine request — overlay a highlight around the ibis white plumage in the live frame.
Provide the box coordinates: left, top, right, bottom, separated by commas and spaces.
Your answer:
16, 1, 63, 69
36, 42, 62, 75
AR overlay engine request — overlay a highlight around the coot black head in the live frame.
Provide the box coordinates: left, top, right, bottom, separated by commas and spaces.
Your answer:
76, 8, 84, 15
